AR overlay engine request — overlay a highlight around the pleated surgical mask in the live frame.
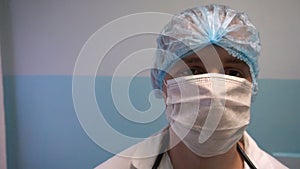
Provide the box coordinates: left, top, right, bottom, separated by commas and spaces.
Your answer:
165, 73, 252, 157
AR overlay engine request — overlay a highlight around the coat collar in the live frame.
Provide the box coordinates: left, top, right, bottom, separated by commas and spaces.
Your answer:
130, 127, 170, 169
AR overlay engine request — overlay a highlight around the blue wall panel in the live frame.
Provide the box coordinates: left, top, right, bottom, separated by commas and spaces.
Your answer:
3, 76, 300, 169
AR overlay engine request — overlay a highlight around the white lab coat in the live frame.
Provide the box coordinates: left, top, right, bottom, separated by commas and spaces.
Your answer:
95, 128, 288, 169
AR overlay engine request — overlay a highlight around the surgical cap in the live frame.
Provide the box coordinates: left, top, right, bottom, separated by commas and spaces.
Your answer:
151, 4, 261, 95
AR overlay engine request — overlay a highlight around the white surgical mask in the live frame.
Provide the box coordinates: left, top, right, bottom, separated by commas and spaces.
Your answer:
165, 73, 252, 157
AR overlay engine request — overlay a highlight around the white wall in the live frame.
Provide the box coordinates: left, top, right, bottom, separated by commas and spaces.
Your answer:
5, 0, 300, 79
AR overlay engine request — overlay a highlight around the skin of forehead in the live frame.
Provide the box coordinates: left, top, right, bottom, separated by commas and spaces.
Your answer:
170, 45, 251, 76
183, 46, 243, 63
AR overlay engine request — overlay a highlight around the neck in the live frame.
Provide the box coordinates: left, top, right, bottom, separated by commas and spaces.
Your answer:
168, 129, 244, 169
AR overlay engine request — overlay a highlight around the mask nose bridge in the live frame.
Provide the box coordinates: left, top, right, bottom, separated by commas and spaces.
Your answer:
206, 68, 222, 74
201, 58, 225, 75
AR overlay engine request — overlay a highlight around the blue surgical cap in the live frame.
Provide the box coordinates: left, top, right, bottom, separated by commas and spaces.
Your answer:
151, 4, 261, 95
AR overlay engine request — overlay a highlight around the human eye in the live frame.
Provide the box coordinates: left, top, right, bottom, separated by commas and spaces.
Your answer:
173, 69, 192, 77
224, 68, 244, 78
174, 67, 206, 78
190, 67, 206, 75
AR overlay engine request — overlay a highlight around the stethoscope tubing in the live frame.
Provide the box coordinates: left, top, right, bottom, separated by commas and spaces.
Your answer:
237, 143, 257, 169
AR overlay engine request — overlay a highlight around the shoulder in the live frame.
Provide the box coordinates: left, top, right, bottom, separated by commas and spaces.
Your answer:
243, 132, 289, 169
94, 128, 167, 169
94, 153, 134, 169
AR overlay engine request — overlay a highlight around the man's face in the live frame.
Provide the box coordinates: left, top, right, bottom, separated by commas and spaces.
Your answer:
162, 45, 252, 97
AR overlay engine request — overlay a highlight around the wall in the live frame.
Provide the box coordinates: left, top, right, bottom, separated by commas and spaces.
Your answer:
2, 0, 300, 169
0, 0, 8, 167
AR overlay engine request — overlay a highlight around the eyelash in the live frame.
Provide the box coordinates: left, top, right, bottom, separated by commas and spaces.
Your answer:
224, 68, 244, 78
174, 67, 245, 78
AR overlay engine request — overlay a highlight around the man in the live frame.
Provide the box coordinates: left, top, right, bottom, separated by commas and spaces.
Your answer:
96, 4, 288, 169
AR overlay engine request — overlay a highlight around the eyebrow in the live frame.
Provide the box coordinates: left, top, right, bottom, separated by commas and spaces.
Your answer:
181, 54, 246, 65
224, 57, 246, 64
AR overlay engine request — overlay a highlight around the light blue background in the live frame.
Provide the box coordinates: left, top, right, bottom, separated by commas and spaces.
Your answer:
4, 76, 300, 169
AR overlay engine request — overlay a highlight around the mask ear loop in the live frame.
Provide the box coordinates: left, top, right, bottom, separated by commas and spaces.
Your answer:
161, 80, 168, 101
163, 80, 168, 88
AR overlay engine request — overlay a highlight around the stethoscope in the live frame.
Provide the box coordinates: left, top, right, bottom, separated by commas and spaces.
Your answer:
151, 130, 257, 169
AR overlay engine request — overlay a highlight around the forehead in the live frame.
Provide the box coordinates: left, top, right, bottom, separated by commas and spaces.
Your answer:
182, 45, 242, 64
164, 45, 252, 83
